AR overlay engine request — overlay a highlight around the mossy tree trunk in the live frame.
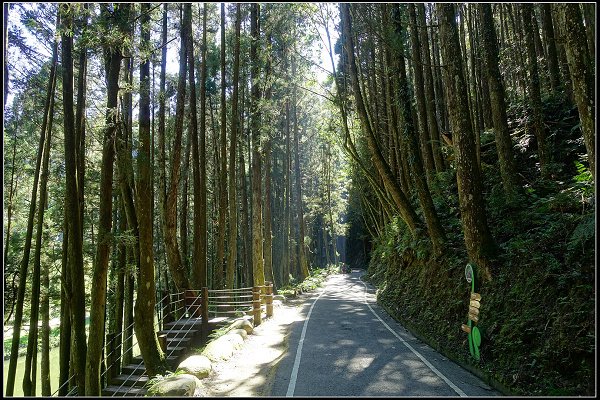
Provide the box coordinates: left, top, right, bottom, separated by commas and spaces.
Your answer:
557, 4, 595, 181
226, 4, 241, 289
478, 3, 522, 202
437, 3, 496, 281
134, 3, 167, 378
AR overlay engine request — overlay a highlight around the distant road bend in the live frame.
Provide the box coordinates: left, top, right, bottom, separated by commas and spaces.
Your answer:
270, 270, 499, 397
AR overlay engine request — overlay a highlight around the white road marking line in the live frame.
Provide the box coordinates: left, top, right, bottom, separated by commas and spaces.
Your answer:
286, 288, 327, 397
358, 275, 468, 397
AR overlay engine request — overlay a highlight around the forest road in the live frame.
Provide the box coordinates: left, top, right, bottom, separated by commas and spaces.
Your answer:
269, 269, 500, 397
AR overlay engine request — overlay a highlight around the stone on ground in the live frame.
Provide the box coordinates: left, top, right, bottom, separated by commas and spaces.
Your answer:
202, 333, 244, 361
177, 355, 212, 379
147, 373, 204, 397
227, 318, 254, 335
228, 328, 248, 340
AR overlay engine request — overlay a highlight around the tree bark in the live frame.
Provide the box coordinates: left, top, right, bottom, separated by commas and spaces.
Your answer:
85, 3, 129, 394
478, 3, 522, 202
437, 3, 496, 280
340, 4, 423, 238
391, 4, 446, 256
192, 3, 208, 289
226, 4, 242, 289
291, 54, 309, 279
215, 2, 228, 289
522, 4, 550, 177
23, 23, 58, 394
416, 3, 445, 174
134, 3, 167, 378
557, 4, 595, 180
165, 4, 190, 291
408, 4, 436, 184
540, 4, 561, 92
61, 4, 87, 393
250, 4, 266, 290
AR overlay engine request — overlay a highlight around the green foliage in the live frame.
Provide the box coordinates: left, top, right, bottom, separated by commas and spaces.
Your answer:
357, 89, 595, 395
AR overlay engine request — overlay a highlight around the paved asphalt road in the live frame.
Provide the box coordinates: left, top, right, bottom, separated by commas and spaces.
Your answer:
270, 270, 499, 397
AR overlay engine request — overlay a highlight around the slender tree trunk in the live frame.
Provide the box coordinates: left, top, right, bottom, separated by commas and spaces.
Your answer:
58, 217, 71, 396
75, 5, 88, 249
557, 4, 595, 180
180, 133, 191, 267
61, 4, 87, 393
522, 4, 550, 177
340, 4, 423, 239
437, 3, 496, 281
250, 4, 265, 291
478, 3, 522, 202
5, 9, 58, 392
134, 3, 167, 377
157, 4, 172, 292
551, 4, 574, 103
188, 2, 201, 289
40, 236, 51, 396
416, 4, 445, 174
283, 97, 291, 286
540, 4, 561, 92
215, 2, 228, 289
226, 4, 241, 289
290, 54, 310, 280
263, 27, 274, 288
165, 4, 190, 291
408, 4, 436, 185
581, 4, 595, 63
23, 28, 58, 394
192, 4, 208, 289
4, 107, 19, 322
391, 4, 446, 256
86, 4, 128, 393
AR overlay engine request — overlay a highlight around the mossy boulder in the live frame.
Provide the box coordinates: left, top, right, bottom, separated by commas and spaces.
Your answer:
226, 318, 254, 335
201, 333, 244, 361
147, 374, 203, 397
176, 355, 212, 379
228, 328, 248, 340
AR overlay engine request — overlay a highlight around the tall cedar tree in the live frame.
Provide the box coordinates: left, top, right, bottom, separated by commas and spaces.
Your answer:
192, 4, 208, 289
86, 3, 129, 394
226, 4, 242, 289
291, 54, 310, 280
61, 4, 87, 393
4, 8, 57, 393
557, 4, 595, 180
250, 4, 266, 299
340, 4, 424, 238
22, 12, 58, 395
392, 4, 446, 256
134, 2, 167, 377
522, 4, 550, 177
215, 3, 228, 289
164, 4, 190, 291
478, 3, 521, 202
437, 3, 496, 281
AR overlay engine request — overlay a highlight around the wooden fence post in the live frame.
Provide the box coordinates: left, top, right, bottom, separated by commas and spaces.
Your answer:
253, 287, 262, 326
201, 287, 209, 320
158, 334, 167, 353
266, 281, 273, 318
106, 333, 119, 381
162, 290, 172, 329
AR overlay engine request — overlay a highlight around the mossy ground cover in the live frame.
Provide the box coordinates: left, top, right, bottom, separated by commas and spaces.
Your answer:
363, 95, 594, 396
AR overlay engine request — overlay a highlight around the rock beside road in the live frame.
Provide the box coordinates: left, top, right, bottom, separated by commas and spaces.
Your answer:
177, 355, 213, 379
147, 374, 204, 397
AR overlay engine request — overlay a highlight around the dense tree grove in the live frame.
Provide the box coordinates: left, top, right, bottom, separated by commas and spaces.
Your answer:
3, 3, 595, 397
